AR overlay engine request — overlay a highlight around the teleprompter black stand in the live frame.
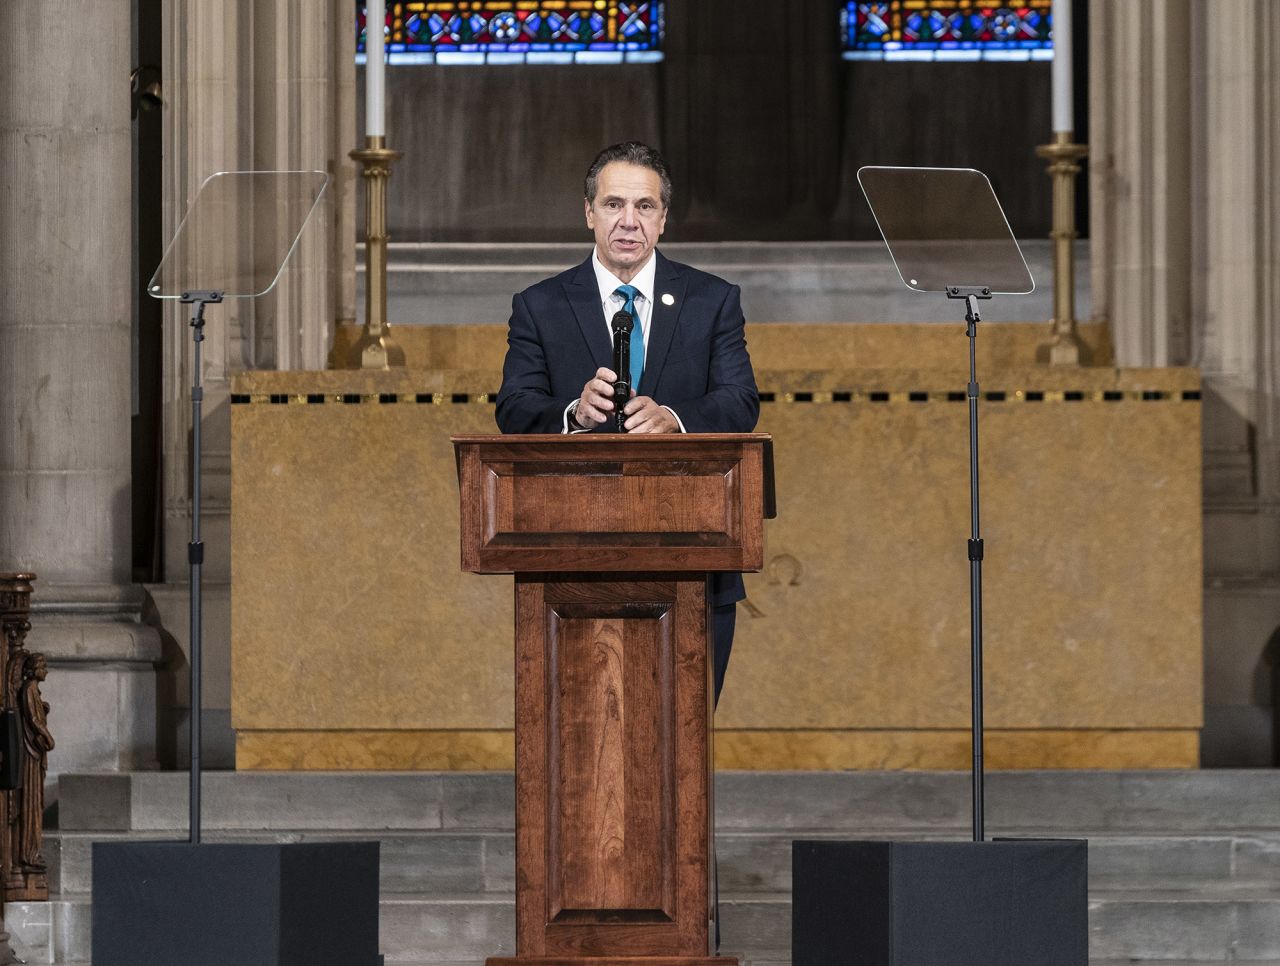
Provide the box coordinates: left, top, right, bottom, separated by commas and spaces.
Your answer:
790, 168, 1086, 966
181, 289, 218, 848
954, 284, 990, 842
92, 171, 382, 966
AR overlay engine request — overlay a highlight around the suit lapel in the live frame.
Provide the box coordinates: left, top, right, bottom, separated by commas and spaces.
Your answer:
565, 257, 613, 370
639, 251, 686, 396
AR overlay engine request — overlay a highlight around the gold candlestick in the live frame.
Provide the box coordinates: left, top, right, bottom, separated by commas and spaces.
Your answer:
1035, 131, 1090, 366
348, 135, 406, 369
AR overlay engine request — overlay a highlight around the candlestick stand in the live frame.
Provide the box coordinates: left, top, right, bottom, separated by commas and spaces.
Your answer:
1035, 131, 1090, 366
349, 134, 406, 369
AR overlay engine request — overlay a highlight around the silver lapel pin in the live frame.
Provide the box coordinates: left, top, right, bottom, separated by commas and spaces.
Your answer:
661, 293, 675, 306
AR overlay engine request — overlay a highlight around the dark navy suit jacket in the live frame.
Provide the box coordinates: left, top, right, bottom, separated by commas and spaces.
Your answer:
496, 251, 759, 605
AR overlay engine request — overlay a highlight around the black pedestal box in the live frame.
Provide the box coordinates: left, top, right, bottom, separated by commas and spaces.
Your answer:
792, 839, 1087, 966
92, 841, 382, 966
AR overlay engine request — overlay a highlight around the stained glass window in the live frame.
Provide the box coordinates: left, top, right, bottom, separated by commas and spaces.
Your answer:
357, 2, 664, 65
842, 2, 1054, 62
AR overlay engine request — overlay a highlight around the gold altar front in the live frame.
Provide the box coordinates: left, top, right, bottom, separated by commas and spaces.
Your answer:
231, 323, 1201, 770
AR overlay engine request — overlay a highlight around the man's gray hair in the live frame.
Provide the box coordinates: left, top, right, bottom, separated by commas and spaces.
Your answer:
584, 141, 673, 208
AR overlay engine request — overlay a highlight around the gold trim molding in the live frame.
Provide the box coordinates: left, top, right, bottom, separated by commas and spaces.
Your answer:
236, 729, 1198, 771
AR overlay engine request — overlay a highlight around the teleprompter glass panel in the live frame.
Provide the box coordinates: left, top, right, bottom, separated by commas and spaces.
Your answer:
857, 166, 1034, 295
148, 171, 328, 299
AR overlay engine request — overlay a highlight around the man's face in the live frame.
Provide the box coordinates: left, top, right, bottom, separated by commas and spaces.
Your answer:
585, 161, 668, 282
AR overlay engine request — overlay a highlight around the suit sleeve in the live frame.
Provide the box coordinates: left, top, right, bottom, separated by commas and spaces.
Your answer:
495, 291, 577, 434
665, 284, 760, 434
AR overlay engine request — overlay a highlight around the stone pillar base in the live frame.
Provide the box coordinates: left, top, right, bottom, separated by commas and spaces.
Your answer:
28, 585, 161, 787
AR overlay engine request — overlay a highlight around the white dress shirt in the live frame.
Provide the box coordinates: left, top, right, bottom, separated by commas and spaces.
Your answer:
563, 249, 685, 432
591, 246, 657, 355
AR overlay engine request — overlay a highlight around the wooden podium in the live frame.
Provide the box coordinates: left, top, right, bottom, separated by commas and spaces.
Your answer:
453, 434, 774, 966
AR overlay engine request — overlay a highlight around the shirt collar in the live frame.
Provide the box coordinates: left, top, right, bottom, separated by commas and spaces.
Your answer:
592, 248, 657, 307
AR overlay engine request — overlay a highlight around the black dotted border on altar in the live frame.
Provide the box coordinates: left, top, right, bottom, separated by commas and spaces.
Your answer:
228, 389, 1202, 406
230, 393, 499, 405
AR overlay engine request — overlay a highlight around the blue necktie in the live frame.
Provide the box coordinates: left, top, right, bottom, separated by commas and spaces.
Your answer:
614, 284, 645, 392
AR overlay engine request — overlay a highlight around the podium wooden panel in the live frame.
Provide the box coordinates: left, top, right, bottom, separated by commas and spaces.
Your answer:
454, 435, 773, 966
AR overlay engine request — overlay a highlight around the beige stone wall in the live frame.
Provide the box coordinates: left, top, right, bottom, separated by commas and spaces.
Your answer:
231, 324, 1201, 770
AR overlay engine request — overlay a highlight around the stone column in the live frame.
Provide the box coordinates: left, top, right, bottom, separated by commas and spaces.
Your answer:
1088, 0, 1193, 367
1092, 0, 1280, 763
153, 0, 250, 767
330, 0, 359, 335
0, 0, 160, 776
155, 0, 354, 765
1193, 0, 1280, 764
251, 0, 357, 370
1195, 0, 1280, 506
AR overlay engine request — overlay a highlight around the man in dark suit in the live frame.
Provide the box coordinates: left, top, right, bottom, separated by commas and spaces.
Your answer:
496, 141, 758, 705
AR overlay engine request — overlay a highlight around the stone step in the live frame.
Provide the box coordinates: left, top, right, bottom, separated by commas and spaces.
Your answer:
57, 771, 511, 833
719, 831, 1280, 894
1088, 890, 1280, 962
369, 240, 913, 268
42, 772, 1280, 963
712, 771, 1280, 835
44, 830, 513, 898
57, 771, 1280, 835
44, 828, 1280, 898
362, 238, 1087, 325
12, 890, 1280, 966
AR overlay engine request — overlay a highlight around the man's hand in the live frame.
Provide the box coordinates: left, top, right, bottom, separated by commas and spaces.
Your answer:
622, 396, 679, 434
573, 367, 620, 429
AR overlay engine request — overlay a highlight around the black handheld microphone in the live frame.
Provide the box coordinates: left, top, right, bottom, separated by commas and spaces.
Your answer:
610, 309, 633, 432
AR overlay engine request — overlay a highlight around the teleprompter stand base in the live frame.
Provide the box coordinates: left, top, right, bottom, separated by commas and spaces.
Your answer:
92, 841, 382, 966
792, 840, 1087, 966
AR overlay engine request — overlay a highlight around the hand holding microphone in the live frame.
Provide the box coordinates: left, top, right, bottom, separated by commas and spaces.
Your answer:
573, 309, 670, 432
571, 367, 623, 430
610, 309, 633, 433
